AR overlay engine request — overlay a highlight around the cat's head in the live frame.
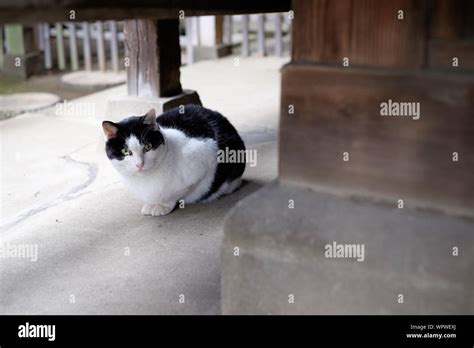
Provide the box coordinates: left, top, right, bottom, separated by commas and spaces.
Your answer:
102, 109, 164, 176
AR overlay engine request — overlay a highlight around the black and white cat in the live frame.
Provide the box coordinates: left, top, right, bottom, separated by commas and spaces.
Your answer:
102, 105, 246, 216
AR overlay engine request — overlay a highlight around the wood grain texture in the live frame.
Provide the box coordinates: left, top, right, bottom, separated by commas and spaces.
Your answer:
215, 15, 224, 46
279, 64, 474, 217
430, 0, 474, 40
429, 41, 474, 72
124, 20, 156, 96
430, 0, 462, 40
124, 19, 182, 97
292, 0, 427, 68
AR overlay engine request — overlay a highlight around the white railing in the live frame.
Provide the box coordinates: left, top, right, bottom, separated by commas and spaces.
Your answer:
38, 21, 125, 72
37, 13, 291, 71
184, 14, 292, 64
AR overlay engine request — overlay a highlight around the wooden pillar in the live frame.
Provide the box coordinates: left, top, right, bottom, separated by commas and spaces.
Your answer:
124, 18, 182, 98
108, 17, 200, 121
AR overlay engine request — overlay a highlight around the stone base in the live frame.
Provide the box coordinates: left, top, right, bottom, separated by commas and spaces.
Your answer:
1, 51, 43, 79
222, 181, 474, 314
105, 89, 202, 121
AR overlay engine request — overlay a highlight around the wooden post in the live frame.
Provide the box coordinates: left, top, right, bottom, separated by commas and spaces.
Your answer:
67, 23, 79, 70
224, 15, 233, 45
241, 15, 250, 56
109, 21, 119, 72
55, 22, 65, 70
256, 14, 266, 56
274, 13, 282, 56
124, 18, 182, 98
215, 15, 224, 45
82, 22, 92, 71
43, 23, 52, 69
95, 21, 106, 71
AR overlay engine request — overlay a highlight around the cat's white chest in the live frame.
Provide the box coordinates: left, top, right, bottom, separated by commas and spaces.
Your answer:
122, 171, 170, 204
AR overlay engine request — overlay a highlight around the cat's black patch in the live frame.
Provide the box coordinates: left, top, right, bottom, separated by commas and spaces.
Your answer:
157, 104, 246, 201
104, 116, 164, 161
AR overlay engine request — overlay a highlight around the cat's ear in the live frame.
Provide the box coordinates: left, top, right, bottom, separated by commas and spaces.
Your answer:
143, 109, 159, 129
102, 121, 118, 140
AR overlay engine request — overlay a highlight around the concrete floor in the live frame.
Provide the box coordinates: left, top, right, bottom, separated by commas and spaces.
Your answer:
0, 56, 288, 314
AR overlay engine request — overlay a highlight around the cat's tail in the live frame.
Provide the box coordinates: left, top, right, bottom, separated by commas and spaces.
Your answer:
201, 177, 242, 203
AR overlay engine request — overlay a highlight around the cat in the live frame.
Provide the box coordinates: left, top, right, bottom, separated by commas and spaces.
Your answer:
102, 105, 246, 216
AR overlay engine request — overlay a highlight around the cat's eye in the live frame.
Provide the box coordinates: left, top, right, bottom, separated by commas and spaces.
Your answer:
121, 148, 131, 156
143, 143, 152, 151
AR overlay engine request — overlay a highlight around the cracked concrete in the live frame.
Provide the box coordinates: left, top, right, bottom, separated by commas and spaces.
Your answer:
0, 56, 287, 314
1, 152, 98, 232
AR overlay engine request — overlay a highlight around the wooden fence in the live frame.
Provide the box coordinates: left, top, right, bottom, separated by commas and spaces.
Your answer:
37, 21, 124, 72
184, 14, 292, 64
1, 13, 291, 73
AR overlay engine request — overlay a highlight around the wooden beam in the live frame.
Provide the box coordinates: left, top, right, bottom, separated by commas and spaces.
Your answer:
0, 1, 291, 24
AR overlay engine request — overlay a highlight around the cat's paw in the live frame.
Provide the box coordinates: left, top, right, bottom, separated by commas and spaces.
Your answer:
141, 203, 174, 217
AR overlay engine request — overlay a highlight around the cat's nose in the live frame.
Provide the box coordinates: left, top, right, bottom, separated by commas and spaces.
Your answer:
136, 162, 144, 170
